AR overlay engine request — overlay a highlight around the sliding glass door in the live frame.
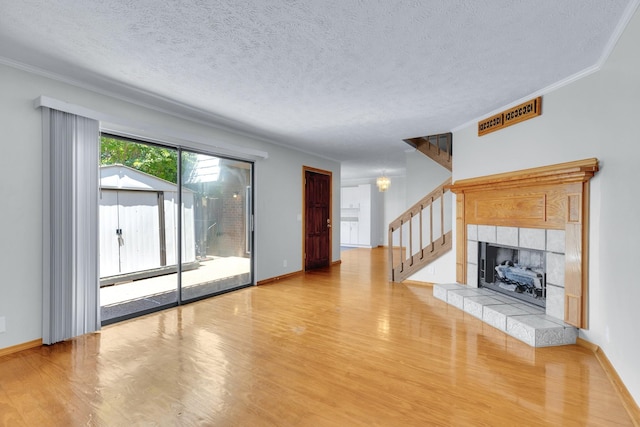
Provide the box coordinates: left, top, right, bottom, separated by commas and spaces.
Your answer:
180, 151, 253, 302
99, 136, 253, 324
99, 136, 180, 323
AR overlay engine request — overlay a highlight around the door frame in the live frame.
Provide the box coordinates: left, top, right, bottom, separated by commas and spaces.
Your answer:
302, 166, 333, 271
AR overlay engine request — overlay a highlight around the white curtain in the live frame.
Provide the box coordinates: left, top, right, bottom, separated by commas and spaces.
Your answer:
42, 108, 100, 345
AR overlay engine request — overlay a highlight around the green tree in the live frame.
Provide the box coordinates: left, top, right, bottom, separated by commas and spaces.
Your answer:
100, 136, 179, 183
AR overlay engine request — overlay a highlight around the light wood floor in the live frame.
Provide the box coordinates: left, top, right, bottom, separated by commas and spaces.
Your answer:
0, 248, 634, 426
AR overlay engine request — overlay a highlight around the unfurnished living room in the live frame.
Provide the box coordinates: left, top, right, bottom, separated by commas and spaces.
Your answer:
1, 1, 639, 425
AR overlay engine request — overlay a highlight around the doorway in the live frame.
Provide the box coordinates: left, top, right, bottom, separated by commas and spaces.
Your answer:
303, 167, 332, 270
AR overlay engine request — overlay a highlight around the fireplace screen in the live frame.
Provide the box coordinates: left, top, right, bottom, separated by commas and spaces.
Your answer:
478, 242, 546, 308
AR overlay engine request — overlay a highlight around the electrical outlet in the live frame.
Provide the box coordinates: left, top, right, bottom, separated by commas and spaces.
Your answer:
0, 316, 6, 333
283, 259, 287, 267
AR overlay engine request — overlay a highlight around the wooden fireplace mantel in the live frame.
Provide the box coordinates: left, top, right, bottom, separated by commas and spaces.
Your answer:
449, 158, 599, 328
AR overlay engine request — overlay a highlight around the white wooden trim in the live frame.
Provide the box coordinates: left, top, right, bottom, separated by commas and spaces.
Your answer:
34, 96, 269, 161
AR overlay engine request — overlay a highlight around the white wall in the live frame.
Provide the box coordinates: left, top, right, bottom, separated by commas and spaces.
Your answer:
404, 150, 451, 205
404, 150, 457, 283
254, 145, 340, 280
370, 183, 384, 247
452, 8, 640, 404
0, 63, 340, 350
382, 175, 407, 246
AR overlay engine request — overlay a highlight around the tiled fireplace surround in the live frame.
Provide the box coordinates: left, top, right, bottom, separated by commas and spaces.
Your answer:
433, 224, 578, 347
467, 224, 566, 320
433, 224, 577, 347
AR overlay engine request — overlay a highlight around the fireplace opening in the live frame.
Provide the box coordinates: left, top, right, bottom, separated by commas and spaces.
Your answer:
478, 242, 546, 308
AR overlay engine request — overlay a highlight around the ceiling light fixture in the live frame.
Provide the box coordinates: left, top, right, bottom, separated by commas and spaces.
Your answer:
376, 174, 390, 192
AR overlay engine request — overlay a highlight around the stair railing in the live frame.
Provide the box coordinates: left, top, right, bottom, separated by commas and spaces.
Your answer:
403, 132, 453, 171
388, 177, 453, 282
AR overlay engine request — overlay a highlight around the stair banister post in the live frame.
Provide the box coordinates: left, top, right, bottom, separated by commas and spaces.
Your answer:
441, 188, 446, 244
419, 204, 424, 260
409, 213, 414, 266
388, 225, 394, 281
399, 220, 403, 273
429, 197, 434, 252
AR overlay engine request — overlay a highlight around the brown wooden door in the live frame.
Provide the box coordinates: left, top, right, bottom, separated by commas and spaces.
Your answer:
304, 169, 331, 270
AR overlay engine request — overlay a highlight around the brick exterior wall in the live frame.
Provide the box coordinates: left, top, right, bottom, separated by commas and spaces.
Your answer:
218, 184, 247, 257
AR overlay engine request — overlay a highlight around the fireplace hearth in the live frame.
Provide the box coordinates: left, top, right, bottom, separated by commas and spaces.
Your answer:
478, 242, 546, 308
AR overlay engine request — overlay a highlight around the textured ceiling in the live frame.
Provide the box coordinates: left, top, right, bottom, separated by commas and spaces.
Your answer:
0, 1, 636, 180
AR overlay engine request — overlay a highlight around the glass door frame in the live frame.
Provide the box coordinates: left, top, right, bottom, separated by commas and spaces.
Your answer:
99, 134, 255, 325
177, 146, 255, 304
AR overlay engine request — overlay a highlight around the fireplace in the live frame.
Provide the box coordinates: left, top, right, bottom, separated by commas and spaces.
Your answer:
467, 225, 566, 321
478, 241, 546, 308
449, 158, 598, 328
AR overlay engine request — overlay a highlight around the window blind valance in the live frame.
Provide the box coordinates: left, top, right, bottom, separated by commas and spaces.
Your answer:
34, 96, 269, 162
